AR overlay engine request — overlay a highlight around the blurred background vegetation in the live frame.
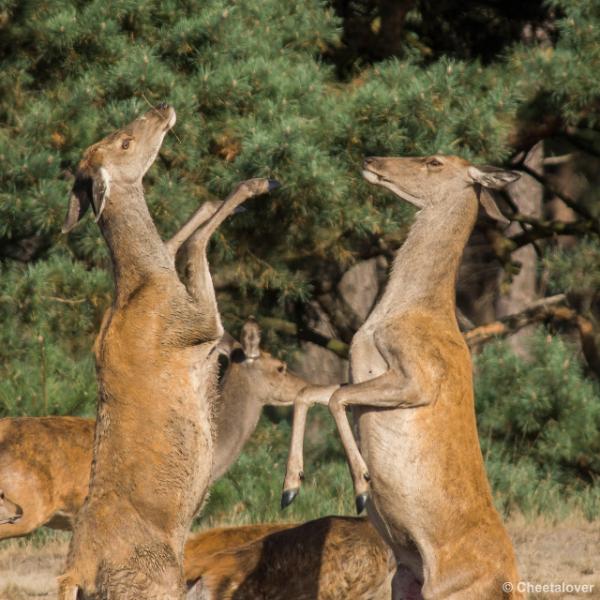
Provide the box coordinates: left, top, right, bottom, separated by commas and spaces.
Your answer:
1, 0, 600, 524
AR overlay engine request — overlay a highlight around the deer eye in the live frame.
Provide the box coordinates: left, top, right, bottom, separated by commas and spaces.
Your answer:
426, 158, 443, 167
121, 139, 131, 150
277, 365, 286, 373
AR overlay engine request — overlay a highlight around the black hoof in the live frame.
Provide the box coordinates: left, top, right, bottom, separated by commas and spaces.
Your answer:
355, 493, 368, 515
281, 488, 298, 509
268, 179, 281, 192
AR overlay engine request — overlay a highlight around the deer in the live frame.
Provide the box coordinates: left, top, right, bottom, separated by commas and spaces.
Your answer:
282, 155, 523, 599
0, 321, 335, 541
183, 516, 423, 600
57, 103, 277, 600
214, 317, 338, 481
0, 416, 94, 539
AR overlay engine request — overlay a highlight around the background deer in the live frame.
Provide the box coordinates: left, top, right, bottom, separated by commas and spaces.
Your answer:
58, 104, 276, 600
215, 317, 338, 481
0, 321, 334, 541
283, 155, 523, 599
184, 516, 418, 600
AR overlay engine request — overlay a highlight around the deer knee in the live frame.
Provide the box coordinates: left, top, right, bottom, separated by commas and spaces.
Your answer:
328, 389, 346, 415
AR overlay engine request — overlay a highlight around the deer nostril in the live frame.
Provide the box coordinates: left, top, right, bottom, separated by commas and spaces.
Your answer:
157, 102, 169, 111
363, 157, 376, 169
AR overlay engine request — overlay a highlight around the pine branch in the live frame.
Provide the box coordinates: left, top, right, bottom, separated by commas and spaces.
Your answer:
258, 316, 350, 359
464, 294, 568, 346
465, 294, 600, 378
515, 162, 599, 227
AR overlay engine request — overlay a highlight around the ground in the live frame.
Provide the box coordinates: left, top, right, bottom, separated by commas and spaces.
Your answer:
0, 518, 598, 600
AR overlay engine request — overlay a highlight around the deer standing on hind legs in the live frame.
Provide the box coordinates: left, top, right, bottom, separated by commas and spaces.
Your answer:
283, 155, 523, 599
58, 103, 276, 600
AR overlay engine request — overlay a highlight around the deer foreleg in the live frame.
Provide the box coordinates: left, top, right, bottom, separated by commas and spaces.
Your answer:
328, 370, 426, 513
281, 384, 339, 508
182, 179, 278, 335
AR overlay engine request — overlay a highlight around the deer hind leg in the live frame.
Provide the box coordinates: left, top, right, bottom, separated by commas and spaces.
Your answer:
181, 179, 278, 336
281, 384, 339, 508
327, 370, 423, 513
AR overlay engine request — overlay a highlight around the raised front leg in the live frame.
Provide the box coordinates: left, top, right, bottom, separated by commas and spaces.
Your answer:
182, 179, 278, 335
328, 370, 427, 513
281, 384, 338, 508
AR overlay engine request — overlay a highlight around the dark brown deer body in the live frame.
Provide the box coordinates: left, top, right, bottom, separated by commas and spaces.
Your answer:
58, 105, 275, 600
184, 517, 410, 600
284, 156, 522, 599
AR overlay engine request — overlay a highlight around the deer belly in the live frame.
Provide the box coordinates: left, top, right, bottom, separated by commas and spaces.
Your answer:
356, 408, 432, 505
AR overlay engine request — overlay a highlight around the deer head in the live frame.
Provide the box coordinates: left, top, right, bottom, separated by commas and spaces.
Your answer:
362, 154, 520, 224
62, 103, 176, 232
220, 318, 308, 405
0, 490, 22, 525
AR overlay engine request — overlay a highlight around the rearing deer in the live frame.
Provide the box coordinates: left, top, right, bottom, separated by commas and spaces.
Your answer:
58, 104, 276, 600
283, 155, 523, 599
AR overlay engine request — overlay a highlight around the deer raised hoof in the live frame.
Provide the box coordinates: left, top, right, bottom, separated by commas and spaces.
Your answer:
280, 487, 299, 509
355, 492, 368, 515
267, 179, 280, 192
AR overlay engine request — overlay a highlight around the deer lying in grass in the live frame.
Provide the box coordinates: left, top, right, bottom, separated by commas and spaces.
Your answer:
283, 155, 523, 599
0, 321, 333, 541
184, 516, 423, 600
58, 104, 276, 600
0, 416, 94, 538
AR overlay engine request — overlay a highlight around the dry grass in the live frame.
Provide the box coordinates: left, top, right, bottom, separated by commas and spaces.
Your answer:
0, 518, 598, 599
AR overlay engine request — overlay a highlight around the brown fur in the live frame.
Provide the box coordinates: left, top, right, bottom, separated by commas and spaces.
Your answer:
58, 106, 274, 600
351, 156, 521, 599
283, 156, 522, 599
184, 517, 412, 600
0, 326, 329, 541
0, 417, 93, 538
0, 488, 22, 525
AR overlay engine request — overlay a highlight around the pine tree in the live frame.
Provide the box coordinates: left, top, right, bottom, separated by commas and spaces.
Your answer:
1, 0, 600, 516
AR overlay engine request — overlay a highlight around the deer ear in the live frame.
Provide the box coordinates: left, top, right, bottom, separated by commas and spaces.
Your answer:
468, 166, 518, 225
467, 165, 520, 190
62, 167, 110, 233
215, 331, 237, 358
477, 187, 510, 225
91, 167, 110, 223
240, 317, 261, 360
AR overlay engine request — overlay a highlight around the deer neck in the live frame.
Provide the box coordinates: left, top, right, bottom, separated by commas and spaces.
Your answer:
211, 365, 264, 480
99, 183, 172, 303
382, 189, 478, 319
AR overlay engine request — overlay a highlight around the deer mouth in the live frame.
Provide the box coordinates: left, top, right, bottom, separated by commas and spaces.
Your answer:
362, 168, 424, 207
0, 514, 22, 525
